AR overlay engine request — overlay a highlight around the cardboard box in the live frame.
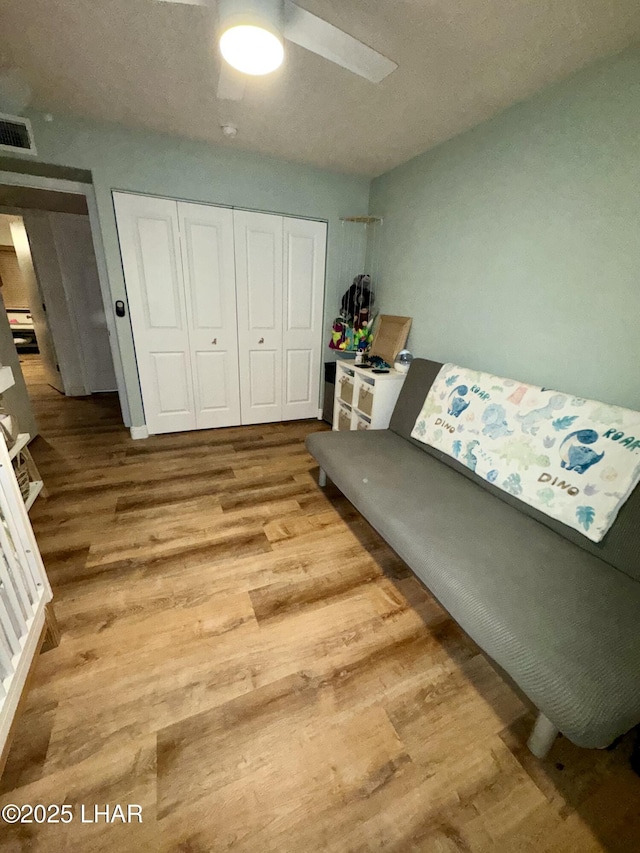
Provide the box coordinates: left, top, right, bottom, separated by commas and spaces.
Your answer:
369, 315, 412, 365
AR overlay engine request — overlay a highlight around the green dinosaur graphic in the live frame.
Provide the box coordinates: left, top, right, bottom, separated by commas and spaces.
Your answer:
497, 439, 550, 470
420, 397, 442, 419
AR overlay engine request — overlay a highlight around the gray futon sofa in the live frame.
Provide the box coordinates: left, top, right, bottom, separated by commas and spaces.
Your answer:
306, 359, 640, 760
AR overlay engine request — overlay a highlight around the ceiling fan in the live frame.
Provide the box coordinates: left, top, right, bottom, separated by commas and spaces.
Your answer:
156, 0, 397, 101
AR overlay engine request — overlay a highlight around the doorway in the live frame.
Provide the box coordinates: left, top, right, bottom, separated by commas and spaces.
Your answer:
0, 176, 129, 439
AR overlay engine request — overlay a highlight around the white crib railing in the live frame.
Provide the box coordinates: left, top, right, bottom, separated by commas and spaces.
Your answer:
0, 431, 52, 755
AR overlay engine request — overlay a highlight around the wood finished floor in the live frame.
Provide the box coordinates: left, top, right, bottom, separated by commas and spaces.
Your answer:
1, 355, 638, 852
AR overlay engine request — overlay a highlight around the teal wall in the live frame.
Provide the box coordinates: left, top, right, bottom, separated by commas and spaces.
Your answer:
5, 113, 369, 426
5, 46, 640, 422
369, 47, 640, 410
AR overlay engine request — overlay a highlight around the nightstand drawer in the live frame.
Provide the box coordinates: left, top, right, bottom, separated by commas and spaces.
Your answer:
338, 376, 354, 406
357, 386, 373, 416
337, 406, 352, 431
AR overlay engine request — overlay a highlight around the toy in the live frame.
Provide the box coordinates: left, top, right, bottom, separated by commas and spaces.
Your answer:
340, 274, 374, 328
330, 319, 347, 350
328, 311, 374, 353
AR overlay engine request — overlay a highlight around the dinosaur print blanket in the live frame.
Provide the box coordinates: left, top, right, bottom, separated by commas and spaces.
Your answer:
410, 363, 640, 542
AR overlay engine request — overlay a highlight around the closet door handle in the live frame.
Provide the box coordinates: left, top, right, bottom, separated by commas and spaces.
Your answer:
211, 338, 217, 345
258, 337, 264, 344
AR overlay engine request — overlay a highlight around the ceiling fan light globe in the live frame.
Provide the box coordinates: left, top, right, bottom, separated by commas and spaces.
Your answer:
220, 25, 284, 75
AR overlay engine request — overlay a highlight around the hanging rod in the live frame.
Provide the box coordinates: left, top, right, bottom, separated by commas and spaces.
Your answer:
339, 216, 383, 224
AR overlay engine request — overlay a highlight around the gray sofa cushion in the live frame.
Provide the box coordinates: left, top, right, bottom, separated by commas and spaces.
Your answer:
389, 359, 640, 584
306, 428, 640, 748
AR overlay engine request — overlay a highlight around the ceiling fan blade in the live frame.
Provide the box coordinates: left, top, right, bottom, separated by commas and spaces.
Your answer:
217, 63, 247, 101
283, 1, 396, 84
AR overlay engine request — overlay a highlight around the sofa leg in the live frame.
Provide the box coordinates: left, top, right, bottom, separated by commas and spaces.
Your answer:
318, 468, 327, 487
527, 712, 559, 759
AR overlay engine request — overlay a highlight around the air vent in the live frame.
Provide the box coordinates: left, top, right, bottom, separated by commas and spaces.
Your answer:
0, 113, 36, 156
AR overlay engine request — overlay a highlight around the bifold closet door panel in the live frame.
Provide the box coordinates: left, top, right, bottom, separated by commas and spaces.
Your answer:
282, 217, 327, 420
177, 202, 241, 429
233, 210, 284, 425
113, 193, 196, 434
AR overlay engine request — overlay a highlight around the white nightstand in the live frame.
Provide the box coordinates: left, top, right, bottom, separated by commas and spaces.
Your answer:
333, 362, 407, 431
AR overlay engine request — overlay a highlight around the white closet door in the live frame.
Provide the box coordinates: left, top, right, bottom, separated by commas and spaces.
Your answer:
282, 217, 327, 420
113, 193, 196, 434
233, 210, 283, 425
178, 202, 240, 429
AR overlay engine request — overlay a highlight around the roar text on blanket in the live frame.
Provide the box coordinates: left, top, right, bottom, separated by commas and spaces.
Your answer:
603, 428, 640, 452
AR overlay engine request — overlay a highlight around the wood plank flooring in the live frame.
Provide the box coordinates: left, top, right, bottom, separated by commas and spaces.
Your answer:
1, 354, 639, 852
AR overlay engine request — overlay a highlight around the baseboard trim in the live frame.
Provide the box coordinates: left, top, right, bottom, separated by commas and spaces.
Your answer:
129, 425, 149, 440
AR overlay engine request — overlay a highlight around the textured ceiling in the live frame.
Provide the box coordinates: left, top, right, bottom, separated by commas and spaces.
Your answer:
2, 0, 640, 176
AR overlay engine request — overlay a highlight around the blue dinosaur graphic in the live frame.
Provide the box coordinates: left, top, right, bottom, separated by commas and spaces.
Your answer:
481, 404, 513, 440
447, 385, 470, 418
464, 440, 480, 472
516, 394, 566, 435
559, 429, 605, 474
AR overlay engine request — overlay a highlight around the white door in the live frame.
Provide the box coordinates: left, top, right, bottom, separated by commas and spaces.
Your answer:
8, 219, 64, 394
178, 202, 240, 429
282, 217, 326, 420
20, 213, 89, 396
233, 210, 283, 425
49, 213, 118, 393
113, 193, 196, 434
